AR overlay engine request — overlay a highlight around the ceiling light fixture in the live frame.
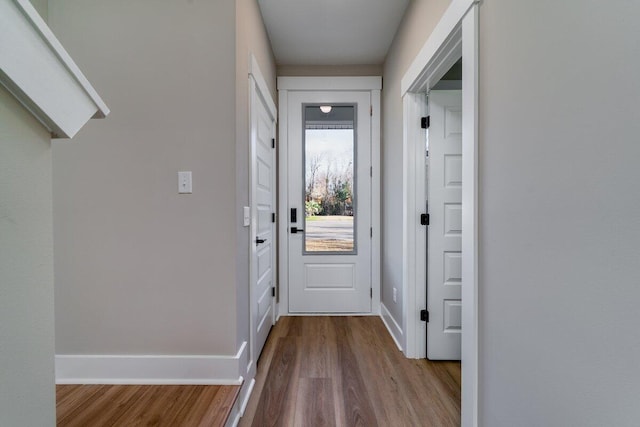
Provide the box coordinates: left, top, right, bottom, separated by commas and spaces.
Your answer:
319, 105, 332, 113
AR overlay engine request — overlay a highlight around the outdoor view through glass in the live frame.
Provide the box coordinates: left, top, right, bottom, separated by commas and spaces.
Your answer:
303, 105, 355, 253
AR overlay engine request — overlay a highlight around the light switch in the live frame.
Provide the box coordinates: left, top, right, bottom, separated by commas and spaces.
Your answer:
243, 206, 251, 227
178, 171, 192, 194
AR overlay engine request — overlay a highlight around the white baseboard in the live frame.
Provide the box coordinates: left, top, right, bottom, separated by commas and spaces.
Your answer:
227, 377, 255, 427
56, 341, 248, 385
380, 303, 404, 352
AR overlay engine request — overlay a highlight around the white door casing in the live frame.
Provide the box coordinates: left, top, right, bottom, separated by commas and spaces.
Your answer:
401, 2, 479, 425
427, 90, 462, 360
249, 57, 277, 368
287, 91, 371, 313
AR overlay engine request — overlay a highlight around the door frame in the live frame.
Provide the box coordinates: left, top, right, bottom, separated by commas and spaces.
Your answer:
401, 1, 478, 426
277, 76, 381, 317
248, 54, 277, 375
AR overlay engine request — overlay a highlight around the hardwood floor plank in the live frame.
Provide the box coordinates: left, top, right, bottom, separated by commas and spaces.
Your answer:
239, 316, 462, 426
56, 384, 240, 426
293, 378, 335, 427
299, 316, 332, 378
58, 384, 138, 427
239, 323, 285, 427
132, 385, 191, 427
205, 385, 241, 426
283, 316, 303, 337
332, 317, 379, 427
251, 336, 300, 427
57, 385, 111, 426
109, 384, 164, 426
367, 316, 460, 426
346, 316, 421, 424
54, 383, 79, 402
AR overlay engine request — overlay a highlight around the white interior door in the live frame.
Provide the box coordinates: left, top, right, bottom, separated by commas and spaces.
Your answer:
250, 78, 276, 362
427, 90, 462, 360
287, 91, 372, 313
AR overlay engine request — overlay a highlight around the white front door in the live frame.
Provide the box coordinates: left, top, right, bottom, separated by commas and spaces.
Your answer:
427, 90, 462, 360
287, 91, 372, 313
250, 77, 276, 362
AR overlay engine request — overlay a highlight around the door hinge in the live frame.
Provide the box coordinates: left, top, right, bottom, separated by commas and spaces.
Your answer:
420, 309, 429, 322
370, 227, 373, 238
370, 288, 373, 298
370, 105, 373, 116
370, 166, 373, 177
421, 116, 430, 129
272, 212, 276, 223
271, 138, 275, 149
420, 213, 430, 226
272, 287, 276, 297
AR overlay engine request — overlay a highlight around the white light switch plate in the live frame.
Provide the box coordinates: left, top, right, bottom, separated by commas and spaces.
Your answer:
178, 171, 192, 194
243, 206, 250, 227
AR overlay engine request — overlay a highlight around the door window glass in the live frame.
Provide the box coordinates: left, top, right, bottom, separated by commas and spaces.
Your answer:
303, 105, 356, 253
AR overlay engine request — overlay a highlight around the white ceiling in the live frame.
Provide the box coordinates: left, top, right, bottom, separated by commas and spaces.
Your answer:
257, 0, 411, 66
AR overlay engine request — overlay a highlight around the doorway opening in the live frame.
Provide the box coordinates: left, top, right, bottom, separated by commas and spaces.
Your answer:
425, 59, 463, 360
400, 2, 478, 425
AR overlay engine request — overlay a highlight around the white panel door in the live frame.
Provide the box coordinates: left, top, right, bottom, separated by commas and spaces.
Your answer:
287, 91, 371, 313
427, 90, 462, 360
251, 79, 276, 362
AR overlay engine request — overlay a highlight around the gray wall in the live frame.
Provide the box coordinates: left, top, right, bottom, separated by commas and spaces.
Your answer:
0, 85, 55, 424
381, 0, 452, 338
49, 0, 276, 360
478, 1, 640, 425
50, 0, 239, 355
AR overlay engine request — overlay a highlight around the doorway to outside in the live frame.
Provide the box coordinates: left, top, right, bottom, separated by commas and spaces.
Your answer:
277, 77, 381, 316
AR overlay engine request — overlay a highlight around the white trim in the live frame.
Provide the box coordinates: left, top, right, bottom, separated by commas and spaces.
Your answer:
277, 77, 382, 316
380, 304, 404, 352
402, 92, 428, 359
0, 0, 108, 138
278, 76, 382, 91
55, 342, 248, 385
277, 88, 290, 317
371, 89, 382, 314
238, 378, 255, 418
461, 7, 479, 426
401, 3, 479, 427
401, 0, 476, 95
226, 377, 255, 427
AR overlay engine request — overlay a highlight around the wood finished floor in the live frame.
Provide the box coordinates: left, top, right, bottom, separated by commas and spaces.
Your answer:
240, 316, 461, 427
56, 384, 240, 426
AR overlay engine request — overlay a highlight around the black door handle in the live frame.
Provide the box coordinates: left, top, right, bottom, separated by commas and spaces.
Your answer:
290, 227, 304, 234
256, 238, 267, 245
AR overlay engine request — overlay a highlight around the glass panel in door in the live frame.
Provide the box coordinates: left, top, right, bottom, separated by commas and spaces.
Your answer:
303, 105, 356, 253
